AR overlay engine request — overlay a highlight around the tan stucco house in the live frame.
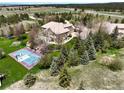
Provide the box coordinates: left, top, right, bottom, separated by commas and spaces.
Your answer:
41, 21, 75, 44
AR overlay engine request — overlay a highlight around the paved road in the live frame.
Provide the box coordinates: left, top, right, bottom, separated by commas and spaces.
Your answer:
85, 10, 124, 18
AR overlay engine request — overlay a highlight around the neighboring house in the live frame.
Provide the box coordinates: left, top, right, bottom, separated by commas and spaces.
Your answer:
41, 21, 75, 44
106, 22, 124, 38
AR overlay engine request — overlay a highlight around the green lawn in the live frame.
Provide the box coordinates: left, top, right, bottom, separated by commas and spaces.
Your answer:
0, 37, 40, 89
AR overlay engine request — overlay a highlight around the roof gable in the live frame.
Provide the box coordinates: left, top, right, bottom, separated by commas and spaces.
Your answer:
42, 21, 74, 34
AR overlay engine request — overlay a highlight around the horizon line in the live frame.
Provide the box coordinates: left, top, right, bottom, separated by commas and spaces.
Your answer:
0, 1, 123, 5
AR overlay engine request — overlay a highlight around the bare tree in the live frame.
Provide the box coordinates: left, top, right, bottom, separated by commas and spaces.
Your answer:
75, 22, 84, 39
14, 23, 25, 40
29, 24, 38, 48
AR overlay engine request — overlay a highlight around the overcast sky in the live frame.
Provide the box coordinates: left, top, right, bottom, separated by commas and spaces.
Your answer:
0, 0, 124, 4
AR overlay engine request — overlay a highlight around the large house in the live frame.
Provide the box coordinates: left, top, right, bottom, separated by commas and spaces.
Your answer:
104, 22, 124, 38
41, 21, 76, 44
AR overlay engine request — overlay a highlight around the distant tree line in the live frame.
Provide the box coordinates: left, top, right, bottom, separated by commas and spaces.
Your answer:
0, 13, 29, 27
36, 3, 124, 12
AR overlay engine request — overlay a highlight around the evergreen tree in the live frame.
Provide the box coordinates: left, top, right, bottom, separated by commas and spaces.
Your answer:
60, 45, 69, 61
67, 48, 79, 66
74, 37, 81, 50
94, 30, 105, 51
111, 26, 119, 40
80, 51, 89, 65
121, 18, 124, 23
38, 54, 52, 69
59, 67, 71, 88
86, 32, 96, 60
50, 57, 59, 76
78, 40, 86, 56
114, 19, 119, 23
57, 53, 66, 70
110, 26, 120, 48
9, 26, 14, 36
88, 44, 96, 60
23, 73, 36, 88
74, 37, 86, 56
86, 32, 94, 49
107, 16, 111, 22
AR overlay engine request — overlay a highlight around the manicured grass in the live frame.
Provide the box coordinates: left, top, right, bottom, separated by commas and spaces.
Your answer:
65, 37, 77, 49
0, 37, 40, 89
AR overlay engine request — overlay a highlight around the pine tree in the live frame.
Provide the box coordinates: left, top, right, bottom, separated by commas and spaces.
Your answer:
74, 37, 86, 56
9, 26, 14, 36
86, 32, 94, 49
80, 51, 89, 65
88, 44, 96, 60
58, 53, 65, 67
111, 26, 119, 40
60, 45, 69, 61
67, 48, 79, 66
86, 32, 96, 60
59, 67, 71, 88
78, 40, 86, 56
121, 18, 124, 23
94, 30, 104, 51
23, 73, 36, 88
50, 57, 59, 76
74, 37, 81, 50
111, 26, 119, 48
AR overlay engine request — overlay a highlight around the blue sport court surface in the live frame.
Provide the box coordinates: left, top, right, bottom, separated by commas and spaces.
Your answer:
9, 48, 42, 70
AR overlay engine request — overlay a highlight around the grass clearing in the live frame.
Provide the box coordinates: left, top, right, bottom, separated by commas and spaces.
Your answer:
0, 37, 40, 89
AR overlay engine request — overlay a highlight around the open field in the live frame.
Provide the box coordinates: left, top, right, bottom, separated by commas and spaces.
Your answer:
0, 7, 78, 16
85, 10, 124, 18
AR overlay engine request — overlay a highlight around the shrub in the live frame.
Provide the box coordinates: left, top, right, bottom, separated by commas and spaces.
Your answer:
107, 58, 123, 71
20, 34, 27, 40
38, 54, 52, 69
98, 56, 114, 66
0, 48, 5, 59
47, 44, 61, 51
111, 40, 124, 49
78, 80, 85, 90
23, 73, 36, 88
59, 67, 71, 88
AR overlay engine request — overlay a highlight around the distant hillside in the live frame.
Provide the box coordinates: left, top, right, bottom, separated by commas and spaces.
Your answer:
46, 2, 124, 11
0, 2, 124, 11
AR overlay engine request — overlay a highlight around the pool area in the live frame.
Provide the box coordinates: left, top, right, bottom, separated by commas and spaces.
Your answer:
9, 48, 42, 70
